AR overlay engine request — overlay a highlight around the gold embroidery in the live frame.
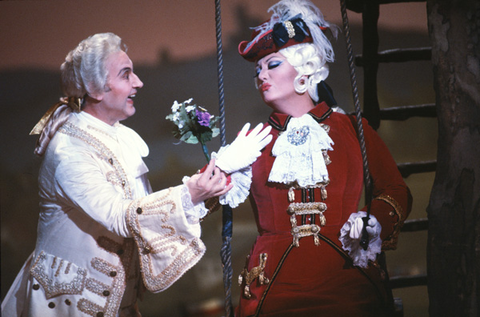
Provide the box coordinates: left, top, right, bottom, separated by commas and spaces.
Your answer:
288, 202, 327, 247
286, 180, 330, 202
126, 193, 205, 292
30, 251, 87, 299
55, 259, 64, 277
238, 253, 269, 299
81, 237, 136, 317
374, 194, 405, 250
77, 298, 103, 317
85, 278, 111, 297
59, 122, 132, 199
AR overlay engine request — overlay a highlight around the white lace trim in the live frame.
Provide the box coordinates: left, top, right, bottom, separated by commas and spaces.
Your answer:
181, 177, 208, 224
339, 211, 382, 268
220, 166, 252, 208
268, 114, 334, 187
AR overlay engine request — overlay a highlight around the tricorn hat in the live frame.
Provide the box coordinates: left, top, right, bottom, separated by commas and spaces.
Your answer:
238, 0, 335, 62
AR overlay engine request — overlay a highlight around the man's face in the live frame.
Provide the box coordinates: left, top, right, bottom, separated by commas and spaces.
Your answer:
99, 50, 143, 125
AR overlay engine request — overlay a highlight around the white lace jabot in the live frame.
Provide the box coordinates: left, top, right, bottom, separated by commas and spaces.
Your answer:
268, 114, 334, 187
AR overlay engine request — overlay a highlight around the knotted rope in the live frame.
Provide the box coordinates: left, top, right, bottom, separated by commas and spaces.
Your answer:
340, 0, 373, 249
214, 1, 234, 316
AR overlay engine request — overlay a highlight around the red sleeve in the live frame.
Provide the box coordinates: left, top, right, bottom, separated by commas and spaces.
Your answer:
359, 118, 413, 250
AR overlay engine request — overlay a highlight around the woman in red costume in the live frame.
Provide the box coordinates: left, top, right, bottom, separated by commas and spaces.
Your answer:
235, 1, 412, 316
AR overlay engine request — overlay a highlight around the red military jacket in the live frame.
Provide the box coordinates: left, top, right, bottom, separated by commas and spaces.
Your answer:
236, 102, 412, 317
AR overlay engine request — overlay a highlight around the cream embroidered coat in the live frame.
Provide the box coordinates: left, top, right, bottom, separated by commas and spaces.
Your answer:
2, 112, 206, 317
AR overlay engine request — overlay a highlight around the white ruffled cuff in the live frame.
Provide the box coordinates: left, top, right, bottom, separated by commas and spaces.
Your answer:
181, 176, 208, 224
219, 166, 252, 208
339, 211, 382, 268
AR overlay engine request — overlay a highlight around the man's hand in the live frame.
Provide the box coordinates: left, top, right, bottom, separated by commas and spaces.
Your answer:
186, 159, 233, 205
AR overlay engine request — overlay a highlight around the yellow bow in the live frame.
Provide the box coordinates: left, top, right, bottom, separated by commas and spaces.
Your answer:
29, 97, 82, 135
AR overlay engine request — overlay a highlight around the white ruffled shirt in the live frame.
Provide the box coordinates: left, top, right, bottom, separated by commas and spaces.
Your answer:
269, 113, 334, 187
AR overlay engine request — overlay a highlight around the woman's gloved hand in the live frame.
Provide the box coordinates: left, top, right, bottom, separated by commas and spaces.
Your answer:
349, 215, 381, 240
215, 123, 272, 173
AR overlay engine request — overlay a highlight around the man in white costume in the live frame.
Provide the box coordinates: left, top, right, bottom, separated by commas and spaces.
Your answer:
1, 33, 271, 317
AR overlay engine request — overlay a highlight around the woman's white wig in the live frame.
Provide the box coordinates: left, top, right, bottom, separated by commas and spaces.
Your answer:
280, 43, 330, 101
60, 32, 126, 98
257, 0, 338, 101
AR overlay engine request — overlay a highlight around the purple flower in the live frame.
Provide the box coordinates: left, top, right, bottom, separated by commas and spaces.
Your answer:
196, 109, 211, 127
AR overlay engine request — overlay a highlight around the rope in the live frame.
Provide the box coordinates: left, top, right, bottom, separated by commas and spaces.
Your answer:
340, 0, 373, 249
214, 0, 234, 316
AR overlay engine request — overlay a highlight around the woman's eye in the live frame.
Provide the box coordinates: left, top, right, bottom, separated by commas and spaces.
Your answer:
268, 61, 282, 69
254, 68, 261, 78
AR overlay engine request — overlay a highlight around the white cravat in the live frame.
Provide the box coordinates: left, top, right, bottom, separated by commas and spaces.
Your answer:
268, 114, 334, 187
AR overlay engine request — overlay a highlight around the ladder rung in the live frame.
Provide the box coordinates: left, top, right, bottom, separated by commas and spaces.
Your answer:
355, 47, 432, 66
346, 0, 426, 13
380, 104, 436, 120
397, 161, 436, 177
401, 218, 428, 232
389, 274, 428, 289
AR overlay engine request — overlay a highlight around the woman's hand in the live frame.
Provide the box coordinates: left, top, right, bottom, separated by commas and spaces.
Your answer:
349, 216, 381, 240
186, 159, 233, 205
215, 123, 272, 173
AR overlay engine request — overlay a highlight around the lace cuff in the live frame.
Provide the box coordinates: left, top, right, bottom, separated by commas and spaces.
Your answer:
339, 211, 382, 268
181, 176, 208, 224
219, 166, 252, 208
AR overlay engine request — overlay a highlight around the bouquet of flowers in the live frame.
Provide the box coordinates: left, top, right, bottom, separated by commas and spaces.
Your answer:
165, 98, 220, 162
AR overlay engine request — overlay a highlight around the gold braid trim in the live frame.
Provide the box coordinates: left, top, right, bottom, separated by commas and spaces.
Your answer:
375, 194, 405, 250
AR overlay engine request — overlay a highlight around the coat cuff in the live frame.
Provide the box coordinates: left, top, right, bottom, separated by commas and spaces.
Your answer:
126, 186, 206, 293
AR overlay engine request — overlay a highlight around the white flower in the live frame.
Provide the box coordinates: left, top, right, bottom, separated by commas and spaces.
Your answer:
171, 100, 181, 112
173, 112, 180, 121
178, 120, 185, 129
185, 105, 196, 113
185, 98, 193, 104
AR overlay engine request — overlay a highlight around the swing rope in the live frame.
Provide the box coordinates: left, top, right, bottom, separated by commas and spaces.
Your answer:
340, 0, 373, 249
214, 0, 234, 316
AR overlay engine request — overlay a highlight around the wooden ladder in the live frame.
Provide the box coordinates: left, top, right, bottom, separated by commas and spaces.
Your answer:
345, 0, 434, 315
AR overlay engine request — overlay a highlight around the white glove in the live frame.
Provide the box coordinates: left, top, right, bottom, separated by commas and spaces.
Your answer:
215, 123, 272, 174
349, 215, 381, 240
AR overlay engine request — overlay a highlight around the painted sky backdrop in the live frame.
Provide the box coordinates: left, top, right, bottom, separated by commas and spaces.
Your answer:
1, 0, 428, 70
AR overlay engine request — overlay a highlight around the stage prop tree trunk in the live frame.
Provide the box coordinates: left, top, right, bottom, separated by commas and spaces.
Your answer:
426, 1, 480, 316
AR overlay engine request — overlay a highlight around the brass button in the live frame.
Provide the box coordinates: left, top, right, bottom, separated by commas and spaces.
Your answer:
144, 246, 151, 254
33, 284, 40, 290
48, 302, 55, 309
103, 290, 110, 296
109, 271, 117, 277
108, 158, 113, 165
65, 299, 71, 306
136, 207, 142, 214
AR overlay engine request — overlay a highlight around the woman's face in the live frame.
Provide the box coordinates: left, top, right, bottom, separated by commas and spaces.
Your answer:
255, 52, 299, 108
